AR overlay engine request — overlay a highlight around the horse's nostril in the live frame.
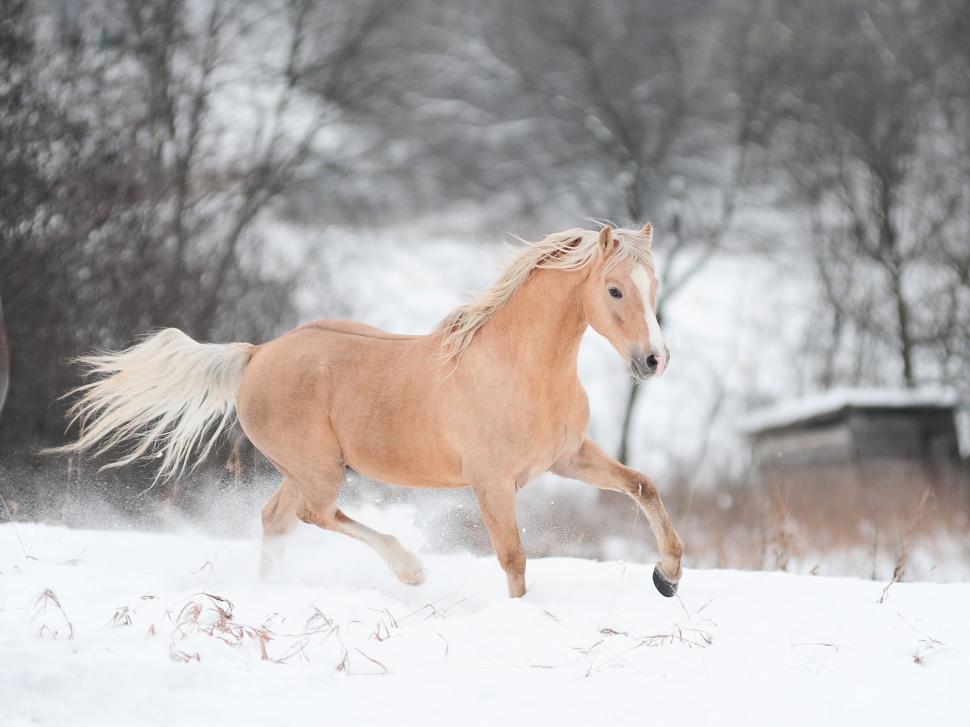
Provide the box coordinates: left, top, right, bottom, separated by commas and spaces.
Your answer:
645, 354, 659, 373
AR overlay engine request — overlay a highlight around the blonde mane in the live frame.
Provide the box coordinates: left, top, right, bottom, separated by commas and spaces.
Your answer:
437, 225, 654, 358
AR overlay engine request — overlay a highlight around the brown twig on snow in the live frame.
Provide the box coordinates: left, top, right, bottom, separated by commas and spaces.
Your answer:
31, 588, 74, 640
879, 486, 933, 604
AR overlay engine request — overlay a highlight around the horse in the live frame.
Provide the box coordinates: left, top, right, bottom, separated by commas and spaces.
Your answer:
53, 223, 684, 598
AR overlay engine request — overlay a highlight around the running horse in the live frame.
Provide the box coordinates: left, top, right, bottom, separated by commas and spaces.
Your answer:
54, 224, 684, 598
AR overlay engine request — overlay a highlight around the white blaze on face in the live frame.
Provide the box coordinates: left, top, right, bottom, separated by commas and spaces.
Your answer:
631, 265, 666, 370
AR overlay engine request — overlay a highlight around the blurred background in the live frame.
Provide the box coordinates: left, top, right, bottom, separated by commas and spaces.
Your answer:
1, 0, 968, 581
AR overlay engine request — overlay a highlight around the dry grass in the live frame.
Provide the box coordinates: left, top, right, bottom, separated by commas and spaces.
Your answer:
879, 486, 933, 603
109, 606, 133, 627
32, 588, 74, 640
108, 594, 158, 628
658, 466, 969, 580
581, 623, 715, 676
141, 590, 488, 674
151, 592, 456, 674
166, 593, 273, 661
580, 593, 717, 676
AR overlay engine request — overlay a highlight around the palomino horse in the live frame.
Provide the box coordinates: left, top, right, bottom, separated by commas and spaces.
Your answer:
55, 224, 684, 598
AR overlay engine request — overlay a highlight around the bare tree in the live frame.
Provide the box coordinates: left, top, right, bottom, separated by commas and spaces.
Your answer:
0, 295, 8, 422
0, 0, 405, 466
472, 0, 753, 463
768, 0, 970, 392
616, 0, 802, 466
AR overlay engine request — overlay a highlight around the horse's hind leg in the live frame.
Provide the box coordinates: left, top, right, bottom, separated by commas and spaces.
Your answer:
300, 502, 426, 586
260, 477, 302, 577
251, 408, 424, 586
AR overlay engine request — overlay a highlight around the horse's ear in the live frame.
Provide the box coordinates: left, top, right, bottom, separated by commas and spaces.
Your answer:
598, 226, 617, 255
640, 222, 653, 244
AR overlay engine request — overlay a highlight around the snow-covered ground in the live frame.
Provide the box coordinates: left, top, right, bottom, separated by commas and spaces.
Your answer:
2, 521, 968, 726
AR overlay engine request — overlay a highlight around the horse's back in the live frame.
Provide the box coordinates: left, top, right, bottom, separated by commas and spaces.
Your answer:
239, 318, 439, 423
292, 319, 422, 341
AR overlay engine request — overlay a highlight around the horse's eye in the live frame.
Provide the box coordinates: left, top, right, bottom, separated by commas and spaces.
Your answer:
609, 287, 623, 299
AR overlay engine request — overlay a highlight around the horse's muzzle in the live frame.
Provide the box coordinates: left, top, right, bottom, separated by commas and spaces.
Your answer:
631, 348, 669, 380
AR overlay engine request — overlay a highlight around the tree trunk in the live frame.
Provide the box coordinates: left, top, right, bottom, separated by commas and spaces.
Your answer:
617, 378, 640, 465
889, 265, 916, 388
0, 294, 9, 420
617, 307, 666, 464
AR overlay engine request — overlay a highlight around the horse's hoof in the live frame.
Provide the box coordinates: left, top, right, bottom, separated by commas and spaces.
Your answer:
653, 566, 678, 597
400, 568, 426, 586
389, 549, 426, 586
392, 560, 426, 586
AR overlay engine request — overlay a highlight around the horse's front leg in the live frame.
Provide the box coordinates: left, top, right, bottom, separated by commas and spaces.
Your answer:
553, 437, 684, 597
472, 480, 526, 598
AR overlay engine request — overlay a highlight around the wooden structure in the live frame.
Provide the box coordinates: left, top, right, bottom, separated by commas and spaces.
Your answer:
740, 389, 966, 513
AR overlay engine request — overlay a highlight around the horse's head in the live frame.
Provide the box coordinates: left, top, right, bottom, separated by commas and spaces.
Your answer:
584, 224, 668, 381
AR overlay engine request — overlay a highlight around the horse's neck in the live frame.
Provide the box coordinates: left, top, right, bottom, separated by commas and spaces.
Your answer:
476, 267, 587, 376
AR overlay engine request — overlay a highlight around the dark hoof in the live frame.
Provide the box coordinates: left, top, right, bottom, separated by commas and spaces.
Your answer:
653, 566, 678, 597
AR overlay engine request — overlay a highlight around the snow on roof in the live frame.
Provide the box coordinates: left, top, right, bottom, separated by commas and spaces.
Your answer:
739, 387, 960, 433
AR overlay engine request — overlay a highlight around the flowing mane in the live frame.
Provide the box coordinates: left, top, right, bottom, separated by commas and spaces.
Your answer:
437, 225, 654, 358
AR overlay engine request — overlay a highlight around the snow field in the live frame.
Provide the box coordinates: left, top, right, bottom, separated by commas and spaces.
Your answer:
2, 520, 969, 726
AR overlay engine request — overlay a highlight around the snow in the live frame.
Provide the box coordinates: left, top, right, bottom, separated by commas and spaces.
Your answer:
3, 521, 969, 726
738, 386, 961, 433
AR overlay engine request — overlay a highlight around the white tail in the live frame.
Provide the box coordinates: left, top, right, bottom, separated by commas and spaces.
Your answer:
50, 328, 254, 482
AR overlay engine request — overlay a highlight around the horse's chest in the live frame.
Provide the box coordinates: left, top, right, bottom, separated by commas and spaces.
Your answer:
452, 372, 588, 483
505, 393, 588, 481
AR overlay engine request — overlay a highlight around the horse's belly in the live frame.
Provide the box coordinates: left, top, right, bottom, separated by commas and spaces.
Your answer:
349, 460, 466, 489
342, 440, 467, 489
335, 404, 467, 489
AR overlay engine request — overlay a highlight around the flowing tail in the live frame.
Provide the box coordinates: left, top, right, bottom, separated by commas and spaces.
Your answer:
49, 328, 255, 481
